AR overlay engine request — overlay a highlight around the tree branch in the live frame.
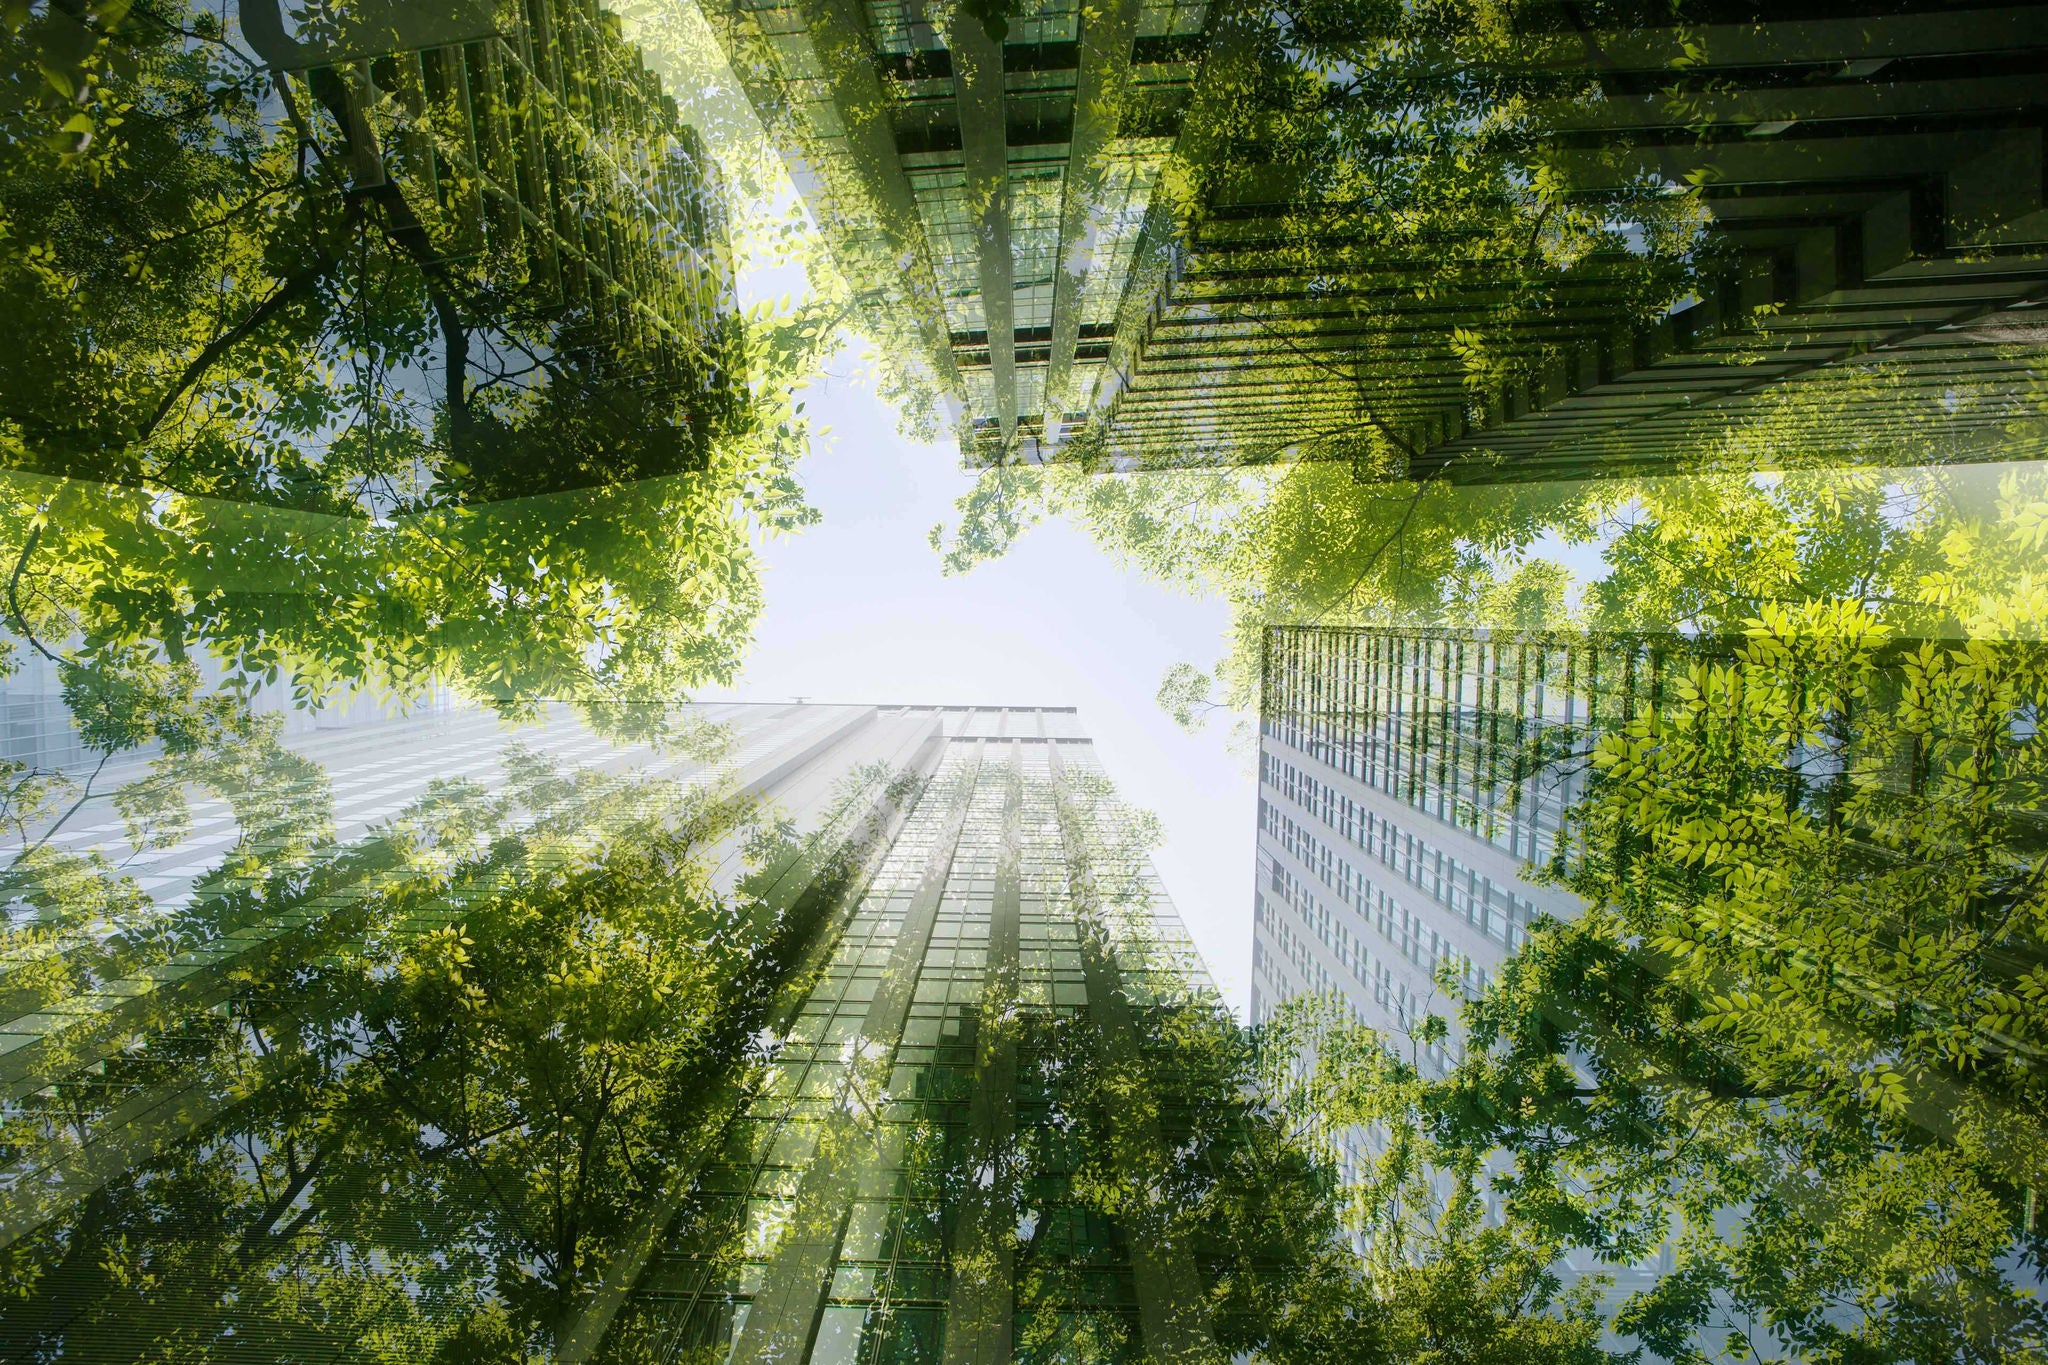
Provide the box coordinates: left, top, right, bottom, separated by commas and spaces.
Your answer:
139, 255, 332, 446
1309, 483, 1427, 624
6, 524, 62, 665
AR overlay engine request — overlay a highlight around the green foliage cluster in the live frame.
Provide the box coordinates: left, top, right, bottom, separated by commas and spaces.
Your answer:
938, 457, 2048, 732
1028, 764, 1613, 1364
0, 677, 331, 1029
1012, 909, 1617, 1365
932, 362, 2048, 1361
1141, 0, 1712, 470
0, 747, 838, 1361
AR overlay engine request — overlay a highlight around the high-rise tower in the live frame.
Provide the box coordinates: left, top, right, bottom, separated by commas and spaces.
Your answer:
1250, 625, 1683, 1307
695, 0, 1219, 463
698, 0, 2048, 475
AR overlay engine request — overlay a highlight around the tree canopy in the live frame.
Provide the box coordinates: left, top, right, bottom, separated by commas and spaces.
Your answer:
0, 741, 894, 1360
1, 0, 839, 742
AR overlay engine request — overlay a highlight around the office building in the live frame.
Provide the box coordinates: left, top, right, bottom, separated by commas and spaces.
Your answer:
695, 0, 1218, 462
1251, 625, 1605, 1071
0, 702, 893, 1237
700, 0, 2048, 474
1251, 624, 1687, 1306
1248, 615, 2048, 1349
586, 705, 1221, 1364
1098, 3, 2048, 477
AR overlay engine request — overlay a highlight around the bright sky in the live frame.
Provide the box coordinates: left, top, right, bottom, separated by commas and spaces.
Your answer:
626, 1, 1631, 1019
616, 5, 1259, 1011
702, 353, 1263, 1015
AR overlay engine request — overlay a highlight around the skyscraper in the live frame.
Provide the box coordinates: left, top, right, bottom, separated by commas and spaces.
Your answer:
1250, 624, 1704, 1310
1093, 1, 2048, 475
1115, 5, 2048, 477
0, 701, 928, 1247
1251, 617, 2048, 1354
698, 0, 2048, 474
694, 0, 1220, 462
1251, 625, 1599, 1074
583, 705, 1222, 1364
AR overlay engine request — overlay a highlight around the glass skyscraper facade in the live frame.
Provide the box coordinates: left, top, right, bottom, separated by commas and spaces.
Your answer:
1250, 620, 2048, 1331
697, 0, 1216, 462
0, 702, 917, 1273
695, 0, 2048, 473
592, 706, 1221, 1365
1093, 2, 2048, 476
1250, 624, 1712, 1307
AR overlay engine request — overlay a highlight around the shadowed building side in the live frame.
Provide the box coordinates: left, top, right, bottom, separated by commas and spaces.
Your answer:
1085, 2, 2048, 478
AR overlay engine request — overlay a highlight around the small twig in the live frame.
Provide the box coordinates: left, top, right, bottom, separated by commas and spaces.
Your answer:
1246, 316, 1418, 463
1309, 483, 1428, 623
14, 750, 114, 867
139, 181, 298, 253
138, 257, 331, 446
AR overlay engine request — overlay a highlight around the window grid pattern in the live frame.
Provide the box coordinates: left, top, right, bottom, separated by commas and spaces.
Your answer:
1005, 0, 1082, 46
909, 167, 987, 336
1072, 157, 1164, 332
719, 0, 1220, 458
612, 724, 1211, 1364
1260, 755, 1546, 954
1250, 626, 1645, 1073
1261, 626, 1667, 868
1008, 163, 1067, 335
618, 747, 979, 1362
